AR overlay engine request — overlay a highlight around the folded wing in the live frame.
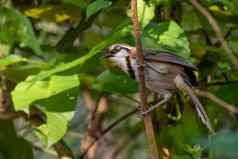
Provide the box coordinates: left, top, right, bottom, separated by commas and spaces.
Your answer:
144, 51, 197, 71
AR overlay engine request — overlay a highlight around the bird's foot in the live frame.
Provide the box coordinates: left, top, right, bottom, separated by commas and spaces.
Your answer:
136, 106, 152, 118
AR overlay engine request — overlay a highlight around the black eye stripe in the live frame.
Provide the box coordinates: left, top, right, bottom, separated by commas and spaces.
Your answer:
126, 56, 135, 79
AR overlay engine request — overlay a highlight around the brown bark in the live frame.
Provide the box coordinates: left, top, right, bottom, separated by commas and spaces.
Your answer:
131, 0, 160, 158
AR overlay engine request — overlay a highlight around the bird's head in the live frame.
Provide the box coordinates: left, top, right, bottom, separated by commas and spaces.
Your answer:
103, 44, 136, 73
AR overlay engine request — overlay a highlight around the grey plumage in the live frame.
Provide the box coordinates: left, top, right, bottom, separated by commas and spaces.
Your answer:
105, 44, 213, 132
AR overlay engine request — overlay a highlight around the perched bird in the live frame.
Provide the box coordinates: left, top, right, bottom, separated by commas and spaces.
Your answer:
104, 43, 213, 132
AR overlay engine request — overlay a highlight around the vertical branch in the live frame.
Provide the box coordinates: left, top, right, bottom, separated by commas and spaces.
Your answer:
189, 0, 238, 69
80, 94, 108, 159
131, 0, 160, 159
78, 109, 137, 159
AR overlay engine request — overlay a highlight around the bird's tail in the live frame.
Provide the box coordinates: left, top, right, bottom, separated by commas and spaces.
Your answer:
174, 74, 214, 133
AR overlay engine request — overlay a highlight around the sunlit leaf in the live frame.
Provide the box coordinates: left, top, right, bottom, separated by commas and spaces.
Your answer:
142, 21, 191, 59
36, 111, 74, 147
0, 55, 26, 70
24, 5, 82, 23
0, 7, 42, 55
34, 88, 78, 146
0, 42, 11, 56
11, 75, 80, 112
24, 24, 131, 83
127, 0, 155, 27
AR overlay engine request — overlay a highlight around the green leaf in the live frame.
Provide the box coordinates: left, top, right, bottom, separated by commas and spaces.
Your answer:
0, 7, 42, 55
62, 0, 88, 9
35, 87, 78, 146
214, 83, 238, 105
0, 42, 11, 56
0, 54, 48, 71
93, 70, 139, 93
38, 87, 79, 112
181, 3, 202, 31
86, 0, 112, 19
36, 111, 74, 147
160, 104, 205, 155
22, 24, 130, 84
11, 74, 80, 112
0, 55, 26, 70
142, 21, 191, 59
127, 0, 155, 27
24, 5, 82, 23
0, 120, 33, 159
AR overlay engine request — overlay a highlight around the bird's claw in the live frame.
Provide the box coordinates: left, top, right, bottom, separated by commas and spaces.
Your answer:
136, 106, 150, 118
136, 106, 144, 118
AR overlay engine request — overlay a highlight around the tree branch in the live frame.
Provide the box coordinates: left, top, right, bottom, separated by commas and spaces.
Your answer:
189, 0, 238, 69
131, 0, 159, 158
195, 89, 238, 114
78, 108, 137, 159
54, 140, 76, 159
0, 111, 26, 120
80, 94, 108, 159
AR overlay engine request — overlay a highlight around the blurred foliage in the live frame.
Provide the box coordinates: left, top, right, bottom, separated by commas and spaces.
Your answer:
0, 0, 238, 159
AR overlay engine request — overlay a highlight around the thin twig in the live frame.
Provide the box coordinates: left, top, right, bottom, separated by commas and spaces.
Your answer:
78, 108, 137, 159
101, 109, 137, 135
80, 94, 107, 159
67, 131, 84, 139
195, 89, 238, 114
189, 0, 238, 69
121, 94, 140, 105
206, 80, 238, 87
131, 0, 159, 158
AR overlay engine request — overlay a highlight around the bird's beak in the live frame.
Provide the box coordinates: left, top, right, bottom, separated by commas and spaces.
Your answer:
102, 48, 112, 58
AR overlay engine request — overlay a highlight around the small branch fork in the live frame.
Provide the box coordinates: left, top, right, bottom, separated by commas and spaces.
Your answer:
78, 108, 137, 159
131, 0, 160, 159
189, 0, 238, 69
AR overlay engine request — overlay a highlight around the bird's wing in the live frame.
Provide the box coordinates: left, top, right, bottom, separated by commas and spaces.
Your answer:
144, 51, 197, 70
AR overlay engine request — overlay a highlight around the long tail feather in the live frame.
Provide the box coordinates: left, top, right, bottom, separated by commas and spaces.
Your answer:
174, 74, 214, 133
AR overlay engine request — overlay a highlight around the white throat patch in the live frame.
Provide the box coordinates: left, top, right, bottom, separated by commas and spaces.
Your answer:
109, 49, 129, 72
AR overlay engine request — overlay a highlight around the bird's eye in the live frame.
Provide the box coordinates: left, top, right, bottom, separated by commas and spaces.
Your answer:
110, 46, 122, 54
115, 46, 122, 51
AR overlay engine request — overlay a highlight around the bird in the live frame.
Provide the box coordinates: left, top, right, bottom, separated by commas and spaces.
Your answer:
104, 43, 213, 132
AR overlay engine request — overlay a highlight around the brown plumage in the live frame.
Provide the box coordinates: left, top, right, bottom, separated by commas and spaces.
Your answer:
105, 44, 213, 132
